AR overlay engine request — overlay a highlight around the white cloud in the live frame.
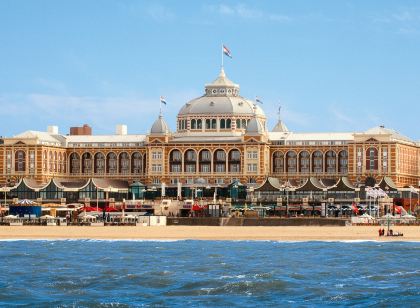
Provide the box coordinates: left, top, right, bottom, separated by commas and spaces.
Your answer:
208, 3, 291, 22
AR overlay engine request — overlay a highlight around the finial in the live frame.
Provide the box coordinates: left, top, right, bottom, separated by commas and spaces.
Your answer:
219, 67, 226, 78
278, 105, 282, 122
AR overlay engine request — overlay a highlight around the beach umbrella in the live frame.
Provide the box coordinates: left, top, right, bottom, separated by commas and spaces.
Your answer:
17, 199, 36, 205
84, 206, 100, 212
104, 207, 119, 212
40, 215, 55, 219
4, 215, 17, 219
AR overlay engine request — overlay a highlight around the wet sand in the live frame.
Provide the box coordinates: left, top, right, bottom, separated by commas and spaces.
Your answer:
0, 225, 419, 241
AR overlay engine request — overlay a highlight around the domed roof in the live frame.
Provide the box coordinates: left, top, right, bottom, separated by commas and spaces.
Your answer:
150, 115, 170, 134
246, 117, 265, 134
178, 68, 265, 117
272, 120, 289, 132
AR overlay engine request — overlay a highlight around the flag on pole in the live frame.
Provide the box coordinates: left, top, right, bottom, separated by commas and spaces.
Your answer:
255, 96, 263, 104
223, 45, 232, 58
160, 96, 167, 105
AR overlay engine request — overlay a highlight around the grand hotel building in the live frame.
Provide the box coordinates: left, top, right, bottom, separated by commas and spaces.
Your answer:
0, 68, 419, 199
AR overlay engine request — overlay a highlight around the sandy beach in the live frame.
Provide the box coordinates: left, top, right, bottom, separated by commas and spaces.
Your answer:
0, 225, 418, 241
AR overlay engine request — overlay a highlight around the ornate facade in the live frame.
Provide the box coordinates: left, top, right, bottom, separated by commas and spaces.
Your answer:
1, 68, 419, 190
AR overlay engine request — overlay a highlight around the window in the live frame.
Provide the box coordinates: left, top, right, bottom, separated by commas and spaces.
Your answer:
170, 178, 179, 184
15, 150, 26, 172
197, 119, 202, 129
152, 151, 162, 160
152, 164, 162, 172
247, 163, 257, 172
220, 119, 226, 129
226, 119, 231, 129
152, 178, 160, 185
215, 164, 225, 172
186, 178, 194, 184
216, 178, 224, 185
206, 119, 211, 129
247, 151, 258, 159
191, 119, 196, 129
171, 165, 181, 172
236, 119, 241, 128
186, 164, 196, 173
201, 164, 210, 173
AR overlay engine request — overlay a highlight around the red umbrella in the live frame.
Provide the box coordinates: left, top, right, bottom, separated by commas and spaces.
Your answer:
192, 204, 201, 211
104, 207, 119, 212
84, 206, 99, 212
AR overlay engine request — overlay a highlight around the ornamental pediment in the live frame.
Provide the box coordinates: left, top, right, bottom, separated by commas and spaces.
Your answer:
14, 141, 26, 145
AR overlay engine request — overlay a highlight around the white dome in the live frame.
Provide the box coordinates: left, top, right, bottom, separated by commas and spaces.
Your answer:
246, 117, 265, 134
150, 116, 170, 134
178, 68, 265, 117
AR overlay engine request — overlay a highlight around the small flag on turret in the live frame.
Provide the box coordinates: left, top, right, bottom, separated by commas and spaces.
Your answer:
255, 96, 263, 104
223, 45, 232, 58
160, 96, 167, 105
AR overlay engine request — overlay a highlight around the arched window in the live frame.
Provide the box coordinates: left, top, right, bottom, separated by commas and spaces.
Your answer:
131, 152, 143, 174
53, 152, 57, 172
94, 153, 105, 174
191, 119, 196, 129
226, 119, 231, 129
58, 153, 62, 173
15, 150, 26, 172
49, 151, 53, 172
184, 149, 196, 173
286, 151, 297, 173
338, 150, 348, 173
82, 153, 92, 174
325, 151, 337, 173
213, 149, 226, 172
228, 149, 241, 173
69, 153, 80, 174
169, 150, 182, 173
196, 119, 202, 129
220, 119, 226, 129
299, 151, 310, 173
366, 147, 378, 171
312, 151, 323, 173
199, 150, 211, 173
211, 119, 216, 129
107, 152, 117, 174
119, 152, 130, 174
242, 119, 247, 129
205, 119, 211, 129
236, 119, 241, 128
272, 151, 284, 173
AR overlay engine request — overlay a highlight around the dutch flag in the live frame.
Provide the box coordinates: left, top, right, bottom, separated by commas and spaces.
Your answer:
223, 45, 232, 58
160, 96, 167, 105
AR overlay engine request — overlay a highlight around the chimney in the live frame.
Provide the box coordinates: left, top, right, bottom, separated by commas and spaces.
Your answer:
47, 126, 59, 134
116, 124, 127, 135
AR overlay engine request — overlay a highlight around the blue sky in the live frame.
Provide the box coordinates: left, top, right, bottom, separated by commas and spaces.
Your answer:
0, 0, 419, 140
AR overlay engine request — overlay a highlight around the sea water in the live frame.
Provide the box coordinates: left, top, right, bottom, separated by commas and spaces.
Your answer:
0, 240, 419, 307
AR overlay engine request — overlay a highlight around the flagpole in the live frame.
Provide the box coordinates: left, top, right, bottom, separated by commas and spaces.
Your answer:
159, 98, 162, 117
221, 43, 224, 68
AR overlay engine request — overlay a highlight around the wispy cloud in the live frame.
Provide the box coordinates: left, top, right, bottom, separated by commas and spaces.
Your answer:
371, 7, 420, 35
146, 3, 176, 22
207, 3, 292, 22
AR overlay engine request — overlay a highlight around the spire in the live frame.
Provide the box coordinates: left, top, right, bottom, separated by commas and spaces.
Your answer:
272, 105, 289, 132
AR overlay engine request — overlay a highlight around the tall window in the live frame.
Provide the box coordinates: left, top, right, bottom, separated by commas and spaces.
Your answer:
15, 150, 26, 172
184, 149, 196, 173
131, 152, 143, 174
220, 119, 226, 129
299, 151, 310, 173
273, 151, 284, 173
170, 150, 182, 173
366, 147, 378, 171
338, 150, 348, 173
70, 153, 80, 174
107, 152, 117, 174
94, 153, 105, 174
325, 151, 336, 173
286, 151, 297, 173
214, 150, 226, 172
312, 151, 323, 173
119, 152, 130, 174
82, 153, 92, 174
